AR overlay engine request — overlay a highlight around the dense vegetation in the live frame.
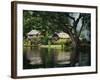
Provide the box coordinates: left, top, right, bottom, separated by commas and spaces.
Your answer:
23, 10, 91, 45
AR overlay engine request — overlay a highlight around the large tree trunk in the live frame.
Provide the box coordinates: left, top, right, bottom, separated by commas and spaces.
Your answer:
63, 25, 80, 66
71, 38, 80, 66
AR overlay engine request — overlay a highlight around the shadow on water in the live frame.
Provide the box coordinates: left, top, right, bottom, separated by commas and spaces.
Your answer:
23, 46, 91, 69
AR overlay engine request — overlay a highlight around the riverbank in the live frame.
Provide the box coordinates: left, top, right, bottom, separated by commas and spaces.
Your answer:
24, 44, 63, 48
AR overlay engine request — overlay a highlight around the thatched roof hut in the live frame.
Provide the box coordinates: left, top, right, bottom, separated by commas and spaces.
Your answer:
57, 32, 70, 39
53, 32, 70, 39
27, 30, 40, 35
27, 30, 40, 39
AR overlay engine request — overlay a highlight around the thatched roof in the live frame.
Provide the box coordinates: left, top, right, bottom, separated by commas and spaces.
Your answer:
27, 30, 40, 35
56, 32, 70, 39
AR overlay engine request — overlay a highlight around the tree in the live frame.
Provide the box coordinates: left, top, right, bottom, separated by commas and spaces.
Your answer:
62, 13, 91, 66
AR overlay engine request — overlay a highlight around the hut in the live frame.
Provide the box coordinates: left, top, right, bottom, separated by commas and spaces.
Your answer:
27, 30, 40, 39
57, 32, 70, 39
52, 32, 70, 40
52, 32, 71, 44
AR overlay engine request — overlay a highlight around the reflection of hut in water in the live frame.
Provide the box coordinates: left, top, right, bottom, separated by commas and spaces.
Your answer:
25, 47, 42, 65
52, 32, 71, 44
57, 51, 71, 65
27, 30, 40, 39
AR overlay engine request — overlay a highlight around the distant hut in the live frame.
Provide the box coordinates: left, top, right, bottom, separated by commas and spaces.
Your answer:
27, 30, 40, 39
52, 32, 70, 40
57, 32, 70, 39
52, 32, 71, 44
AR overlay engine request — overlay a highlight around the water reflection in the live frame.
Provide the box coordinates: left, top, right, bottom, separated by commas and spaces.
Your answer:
23, 47, 90, 69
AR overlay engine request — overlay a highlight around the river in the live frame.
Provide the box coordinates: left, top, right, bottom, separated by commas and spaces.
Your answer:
23, 47, 90, 69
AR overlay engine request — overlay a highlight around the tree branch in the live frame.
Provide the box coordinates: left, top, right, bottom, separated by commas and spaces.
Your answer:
65, 14, 75, 21
77, 22, 84, 38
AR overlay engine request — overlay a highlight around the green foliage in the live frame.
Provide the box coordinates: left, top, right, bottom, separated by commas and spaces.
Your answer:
23, 10, 91, 46
23, 10, 70, 37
